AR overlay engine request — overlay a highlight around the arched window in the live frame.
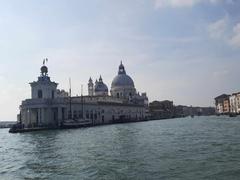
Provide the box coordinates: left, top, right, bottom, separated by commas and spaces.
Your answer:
38, 90, 43, 99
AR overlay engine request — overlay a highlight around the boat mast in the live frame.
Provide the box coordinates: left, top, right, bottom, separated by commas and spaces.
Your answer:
69, 78, 72, 119
81, 84, 83, 119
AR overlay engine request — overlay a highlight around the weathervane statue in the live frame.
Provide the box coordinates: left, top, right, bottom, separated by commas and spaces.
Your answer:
43, 58, 48, 66
41, 58, 49, 76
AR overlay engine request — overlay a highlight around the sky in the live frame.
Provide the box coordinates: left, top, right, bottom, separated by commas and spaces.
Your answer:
0, 0, 240, 121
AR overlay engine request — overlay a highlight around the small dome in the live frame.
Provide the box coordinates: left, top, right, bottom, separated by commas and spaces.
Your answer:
111, 74, 134, 87
41, 65, 48, 75
94, 76, 108, 92
94, 82, 108, 92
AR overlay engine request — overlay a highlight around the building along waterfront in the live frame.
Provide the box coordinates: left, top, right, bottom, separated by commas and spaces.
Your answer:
148, 100, 215, 120
12, 60, 148, 132
215, 92, 240, 115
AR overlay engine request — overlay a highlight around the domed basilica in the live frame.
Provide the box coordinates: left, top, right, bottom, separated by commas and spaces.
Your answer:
111, 61, 136, 99
88, 62, 148, 105
18, 60, 148, 130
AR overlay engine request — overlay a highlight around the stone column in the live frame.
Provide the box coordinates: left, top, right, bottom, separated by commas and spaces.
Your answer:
37, 108, 41, 126
26, 109, 29, 127
28, 109, 31, 127
62, 108, 66, 120
58, 107, 62, 127
44, 108, 50, 126
41, 108, 45, 125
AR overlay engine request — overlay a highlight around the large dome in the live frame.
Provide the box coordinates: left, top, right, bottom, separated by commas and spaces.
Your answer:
111, 61, 135, 88
111, 74, 134, 87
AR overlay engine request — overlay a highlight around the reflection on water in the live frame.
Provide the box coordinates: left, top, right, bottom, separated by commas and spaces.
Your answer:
1, 116, 240, 179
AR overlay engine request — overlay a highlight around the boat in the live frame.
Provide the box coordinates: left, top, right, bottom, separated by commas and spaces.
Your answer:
61, 81, 93, 128
61, 118, 92, 128
229, 113, 237, 117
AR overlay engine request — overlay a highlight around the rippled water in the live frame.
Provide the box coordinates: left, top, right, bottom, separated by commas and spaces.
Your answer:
1, 116, 240, 180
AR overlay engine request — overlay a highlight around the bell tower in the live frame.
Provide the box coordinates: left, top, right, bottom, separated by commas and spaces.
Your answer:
88, 77, 94, 96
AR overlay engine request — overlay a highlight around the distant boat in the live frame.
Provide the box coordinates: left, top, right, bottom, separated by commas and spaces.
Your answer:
229, 113, 237, 117
61, 118, 92, 128
191, 115, 194, 118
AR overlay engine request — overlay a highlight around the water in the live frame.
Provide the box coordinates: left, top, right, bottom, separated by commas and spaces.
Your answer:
1, 116, 240, 180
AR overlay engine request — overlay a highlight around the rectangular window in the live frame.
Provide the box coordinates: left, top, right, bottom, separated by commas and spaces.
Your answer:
52, 90, 55, 99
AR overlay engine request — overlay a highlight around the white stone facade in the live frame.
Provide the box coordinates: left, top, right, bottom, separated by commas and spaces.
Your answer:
216, 103, 223, 114
30, 76, 58, 99
20, 96, 146, 128
222, 92, 240, 114
236, 93, 240, 113
230, 94, 237, 113
19, 62, 147, 128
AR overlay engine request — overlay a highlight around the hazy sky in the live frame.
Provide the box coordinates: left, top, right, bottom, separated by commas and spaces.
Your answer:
0, 0, 240, 121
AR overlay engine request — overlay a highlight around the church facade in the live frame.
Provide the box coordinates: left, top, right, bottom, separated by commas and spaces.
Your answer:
18, 61, 148, 129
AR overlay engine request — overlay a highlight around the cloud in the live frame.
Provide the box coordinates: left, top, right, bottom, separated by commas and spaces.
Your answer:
154, 0, 229, 8
229, 23, 240, 47
207, 16, 240, 48
155, 0, 200, 8
208, 16, 228, 39
209, 0, 222, 3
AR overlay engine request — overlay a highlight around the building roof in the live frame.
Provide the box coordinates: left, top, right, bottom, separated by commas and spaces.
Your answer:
214, 94, 230, 100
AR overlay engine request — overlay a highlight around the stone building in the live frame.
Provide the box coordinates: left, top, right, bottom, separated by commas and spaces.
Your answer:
19, 61, 148, 129
230, 92, 240, 114
149, 100, 174, 119
230, 93, 237, 113
237, 93, 240, 113
223, 99, 230, 114
215, 94, 230, 115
